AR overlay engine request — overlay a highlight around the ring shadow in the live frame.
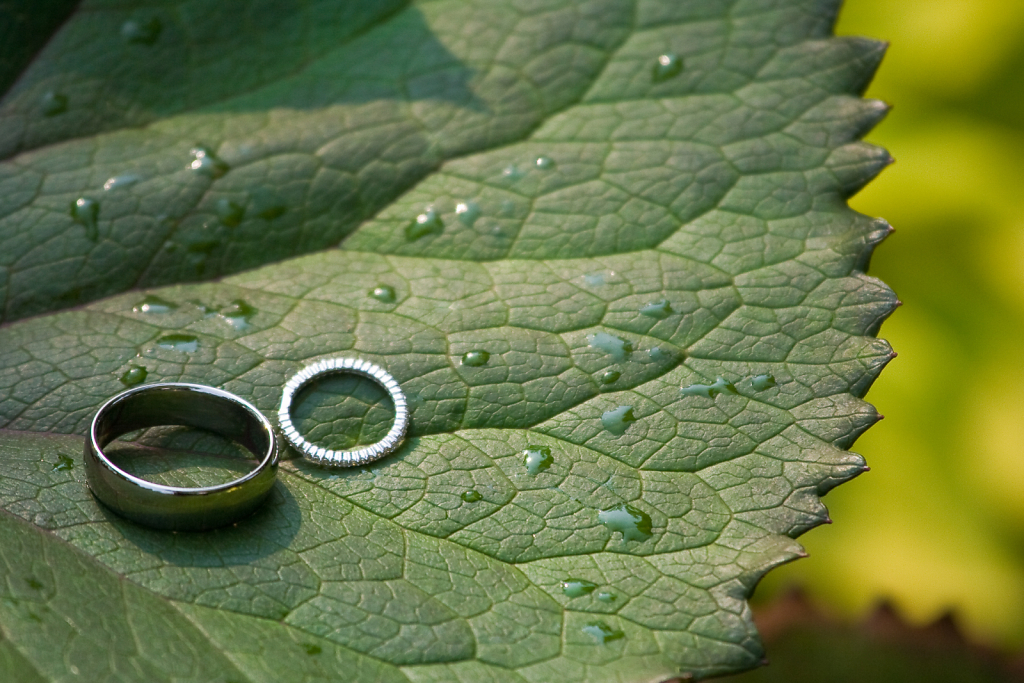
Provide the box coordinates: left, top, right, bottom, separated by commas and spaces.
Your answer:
100, 478, 301, 567
98, 433, 303, 566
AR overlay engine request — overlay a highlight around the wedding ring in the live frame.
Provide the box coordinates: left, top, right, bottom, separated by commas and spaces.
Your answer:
278, 357, 409, 467
85, 383, 278, 531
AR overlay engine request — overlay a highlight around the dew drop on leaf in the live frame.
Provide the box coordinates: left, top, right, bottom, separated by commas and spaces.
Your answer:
219, 300, 255, 331
587, 332, 633, 361
460, 490, 482, 503
639, 299, 673, 319
119, 365, 148, 387
133, 295, 177, 314
190, 300, 215, 317
596, 591, 617, 602
370, 285, 396, 303
523, 445, 553, 475
461, 350, 490, 367
121, 18, 162, 45
600, 369, 621, 385
647, 348, 671, 362
601, 405, 636, 436
751, 373, 777, 391
680, 377, 737, 398
156, 334, 199, 352
69, 198, 99, 240
190, 146, 229, 178
582, 622, 625, 643
502, 164, 524, 180
561, 579, 597, 598
406, 208, 444, 241
215, 199, 245, 227
598, 503, 652, 542
41, 91, 67, 117
534, 156, 555, 170
651, 53, 683, 82
583, 273, 605, 286
455, 201, 481, 226
103, 173, 142, 191
51, 454, 74, 472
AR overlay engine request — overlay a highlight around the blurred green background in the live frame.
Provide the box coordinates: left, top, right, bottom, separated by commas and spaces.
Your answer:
754, 0, 1024, 653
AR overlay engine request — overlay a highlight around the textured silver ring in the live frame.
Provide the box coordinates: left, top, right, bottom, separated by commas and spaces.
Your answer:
278, 357, 409, 467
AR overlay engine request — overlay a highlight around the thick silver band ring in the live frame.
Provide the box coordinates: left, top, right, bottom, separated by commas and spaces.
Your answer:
85, 383, 278, 531
278, 357, 409, 467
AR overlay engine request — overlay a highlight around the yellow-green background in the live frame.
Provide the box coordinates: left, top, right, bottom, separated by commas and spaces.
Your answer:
756, 0, 1024, 650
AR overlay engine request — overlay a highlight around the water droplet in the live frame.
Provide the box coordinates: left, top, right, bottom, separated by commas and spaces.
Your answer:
455, 201, 481, 226
25, 577, 43, 590
69, 197, 99, 240
252, 188, 286, 220
302, 644, 321, 656
132, 295, 177, 314
219, 300, 255, 331
535, 156, 555, 170
41, 91, 67, 116
601, 405, 636, 436
561, 579, 597, 598
751, 373, 777, 391
216, 198, 245, 227
523, 445, 553, 475
119, 365, 148, 386
461, 350, 490, 367
680, 377, 737, 398
156, 334, 199, 353
188, 300, 215, 317
639, 299, 673, 319
370, 285, 396, 303
582, 622, 625, 643
596, 591, 617, 603
502, 164, 524, 181
51, 454, 74, 472
190, 146, 229, 178
406, 207, 444, 241
598, 503, 652, 542
600, 369, 621, 385
587, 332, 633, 362
648, 346, 674, 362
583, 273, 605, 286
121, 17, 162, 45
461, 490, 483, 503
103, 173, 142, 191
651, 53, 683, 83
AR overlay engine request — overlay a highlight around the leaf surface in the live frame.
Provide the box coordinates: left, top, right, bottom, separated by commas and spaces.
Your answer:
0, 1, 895, 680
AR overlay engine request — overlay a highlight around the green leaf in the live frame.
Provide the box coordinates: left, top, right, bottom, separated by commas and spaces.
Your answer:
0, 0, 895, 680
